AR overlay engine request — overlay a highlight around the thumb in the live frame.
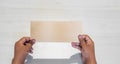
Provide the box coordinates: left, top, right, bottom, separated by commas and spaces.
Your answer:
78, 35, 86, 48
25, 39, 36, 49
71, 42, 81, 50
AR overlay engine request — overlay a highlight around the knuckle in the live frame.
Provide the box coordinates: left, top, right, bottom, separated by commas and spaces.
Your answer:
15, 41, 19, 45
83, 34, 88, 37
22, 37, 27, 39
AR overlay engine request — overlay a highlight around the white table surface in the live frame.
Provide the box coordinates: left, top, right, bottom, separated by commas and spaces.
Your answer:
0, 0, 120, 64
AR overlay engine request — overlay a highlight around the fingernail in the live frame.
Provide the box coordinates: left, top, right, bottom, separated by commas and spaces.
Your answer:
32, 39, 36, 43
78, 35, 82, 38
76, 43, 80, 45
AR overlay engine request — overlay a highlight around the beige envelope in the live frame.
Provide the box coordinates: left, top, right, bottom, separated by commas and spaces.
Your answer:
31, 21, 83, 42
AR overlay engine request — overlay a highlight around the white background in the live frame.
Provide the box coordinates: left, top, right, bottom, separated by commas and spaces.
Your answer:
0, 0, 120, 64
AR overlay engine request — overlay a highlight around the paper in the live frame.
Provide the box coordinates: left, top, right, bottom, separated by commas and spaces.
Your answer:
27, 42, 83, 64
32, 42, 80, 59
31, 22, 83, 42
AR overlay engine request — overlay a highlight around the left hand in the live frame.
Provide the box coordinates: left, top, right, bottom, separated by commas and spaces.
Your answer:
12, 37, 36, 64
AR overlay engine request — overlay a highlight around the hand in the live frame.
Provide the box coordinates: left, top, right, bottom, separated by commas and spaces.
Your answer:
72, 35, 97, 64
12, 37, 36, 64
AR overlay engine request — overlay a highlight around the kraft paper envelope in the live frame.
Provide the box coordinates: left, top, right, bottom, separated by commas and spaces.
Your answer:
31, 22, 83, 42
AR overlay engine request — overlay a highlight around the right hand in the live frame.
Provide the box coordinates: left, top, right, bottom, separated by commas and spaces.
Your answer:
71, 35, 97, 64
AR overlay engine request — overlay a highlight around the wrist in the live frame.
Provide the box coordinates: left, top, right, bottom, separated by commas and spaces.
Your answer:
83, 53, 97, 64
12, 55, 26, 64
12, 58, 24, 64
85, 56, 97, 64
13, 54, 27, 62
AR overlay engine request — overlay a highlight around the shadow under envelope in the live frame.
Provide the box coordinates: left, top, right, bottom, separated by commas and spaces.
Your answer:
25, 53, 83, 64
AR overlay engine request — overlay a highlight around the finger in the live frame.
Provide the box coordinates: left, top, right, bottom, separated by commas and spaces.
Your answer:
31, 47, 33, 50
30, 39, 36, 45
84, 35, 94, 45
29, 49, 33, 54
17, 37, 31, 44
24, 39, 36, 45
71, 42, 82, 51
25, 39, 36, 49
84, 35, 93, 42
78, 35, 86, 48
26, 48, 33, 54
25, 43, 33, 52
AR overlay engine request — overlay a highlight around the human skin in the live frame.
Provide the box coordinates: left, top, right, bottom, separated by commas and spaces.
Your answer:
72, 35, 97, 64
12, 37, 36, 64
12, 35, 96, 64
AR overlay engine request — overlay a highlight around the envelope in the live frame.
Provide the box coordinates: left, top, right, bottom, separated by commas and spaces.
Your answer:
31, 21, 83, 42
